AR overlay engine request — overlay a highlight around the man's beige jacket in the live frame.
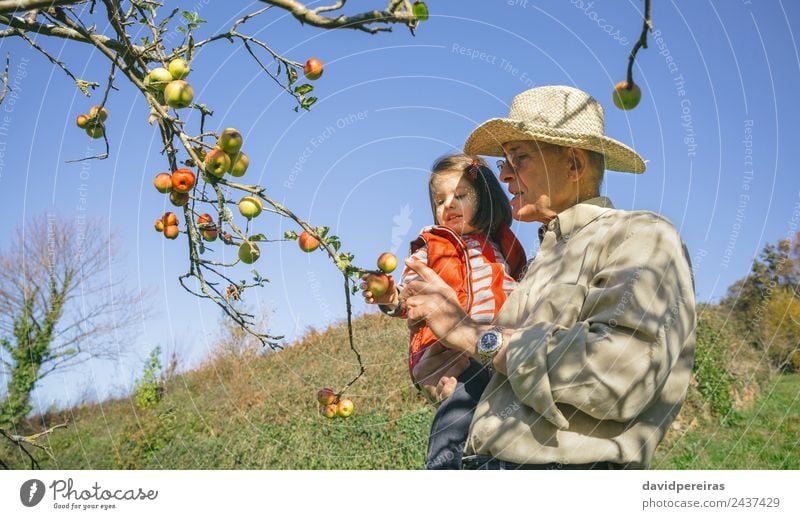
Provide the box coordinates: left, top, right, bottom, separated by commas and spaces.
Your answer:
465, 197, 696, 468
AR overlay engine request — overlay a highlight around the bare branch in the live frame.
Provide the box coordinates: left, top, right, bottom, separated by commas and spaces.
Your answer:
626, 0, 652, 86
0, 0, 85, 15
0, 53, 8, 106
258, 0, 417, 34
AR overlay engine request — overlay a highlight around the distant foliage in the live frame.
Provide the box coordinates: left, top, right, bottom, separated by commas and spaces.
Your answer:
692, 310, 735, 420
134, 347, 163, 410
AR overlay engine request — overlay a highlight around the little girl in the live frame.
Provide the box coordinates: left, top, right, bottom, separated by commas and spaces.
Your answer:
362, 154, 526, 469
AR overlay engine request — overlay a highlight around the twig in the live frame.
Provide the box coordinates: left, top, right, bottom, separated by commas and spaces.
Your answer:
626, 0, 652, 86
0, 53, 8, 107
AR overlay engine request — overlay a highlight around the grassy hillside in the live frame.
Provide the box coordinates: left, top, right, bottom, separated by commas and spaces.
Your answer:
1, 311, 796, 469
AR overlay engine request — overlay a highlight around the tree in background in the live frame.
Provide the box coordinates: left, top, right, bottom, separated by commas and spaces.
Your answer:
0, 215, 146, 427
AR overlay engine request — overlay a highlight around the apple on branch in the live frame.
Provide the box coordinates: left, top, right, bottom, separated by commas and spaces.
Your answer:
238, 241, 261, 264
238, 196, 263, 219
147, 67, 173, 91
228, 152, 249, 177
169, 191, 189, 207
298, 230, 320, 252
204, 148, 231, 178
612, 80, 642, 110
217, 128, 243, 155
303, 58, 324, 81
316, 388, 336, 406
164, 79, 194, 109
153, 172, 173, 193
168, 58, 190, 80
377, 252, 398, 273
171, 168, 196, 193
336, 399, 354, 418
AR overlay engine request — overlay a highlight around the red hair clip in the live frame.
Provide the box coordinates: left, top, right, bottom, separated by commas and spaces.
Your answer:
466, 159, 480, 181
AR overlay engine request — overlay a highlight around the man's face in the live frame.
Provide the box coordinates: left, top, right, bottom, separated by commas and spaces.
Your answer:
499, 140, 572, 223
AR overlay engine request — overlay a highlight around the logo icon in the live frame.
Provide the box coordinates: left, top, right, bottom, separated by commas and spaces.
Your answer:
20, 479, 45, 507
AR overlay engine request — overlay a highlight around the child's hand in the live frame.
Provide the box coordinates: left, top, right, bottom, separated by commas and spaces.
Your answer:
360, 273, 398, 306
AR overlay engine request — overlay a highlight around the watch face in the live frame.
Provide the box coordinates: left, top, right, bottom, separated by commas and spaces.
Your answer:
480, 332, 498, 351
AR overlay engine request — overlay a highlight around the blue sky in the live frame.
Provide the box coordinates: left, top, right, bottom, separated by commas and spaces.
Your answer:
0, 1, 798, 410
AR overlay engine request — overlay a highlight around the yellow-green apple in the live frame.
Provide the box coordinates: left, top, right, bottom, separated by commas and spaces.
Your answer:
364, 273, 390, 298
303, 58, 324, 80
163, 212, 179, 227
171, 168, 196, 193
75, 114, 89, 128
316, 388, 336, 405
336, 399, 354, 418
320, 404, 337, 419
164, 79, 194, 109
168, 58, 190, 80
298, 230, 320, 252
147, 67, 173, 91
85, 125, 104, 139
163, 225, 180, 240
227, 152, 249, 177
201, 226, 218, 242
154, 218, 165, 232
377, 252, 398, 273
217, 128, 243, 155
169, 191, 189, 207
238, 196, 263, 219
238, 241, 261, 264
204, 148, 231, 178
153, 172, 173, 193
612, 80, 641, 110
89, 105, 108, 122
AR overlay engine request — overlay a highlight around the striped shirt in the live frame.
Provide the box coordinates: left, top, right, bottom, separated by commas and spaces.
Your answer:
397, 234, 518, 322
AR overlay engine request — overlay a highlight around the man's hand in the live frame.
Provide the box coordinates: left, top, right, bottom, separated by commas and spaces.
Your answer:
402, 259, 477, 353
412, 343, 469, 403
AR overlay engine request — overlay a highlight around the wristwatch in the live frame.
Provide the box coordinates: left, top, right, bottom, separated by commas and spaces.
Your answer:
477, 327, 504, 367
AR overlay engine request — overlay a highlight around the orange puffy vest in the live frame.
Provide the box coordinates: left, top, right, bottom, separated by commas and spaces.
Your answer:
406, 224, 527, 376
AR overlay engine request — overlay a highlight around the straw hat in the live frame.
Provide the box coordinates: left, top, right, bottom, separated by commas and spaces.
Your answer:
464, 85, 646, 173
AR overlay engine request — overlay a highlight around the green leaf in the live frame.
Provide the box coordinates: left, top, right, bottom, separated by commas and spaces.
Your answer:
284, 230, 298, 240
249, 234, 267, 242
412, 1, 429, 21
301, 96, 318, 111
294, 84, 314, 95
288, 67, 298, 86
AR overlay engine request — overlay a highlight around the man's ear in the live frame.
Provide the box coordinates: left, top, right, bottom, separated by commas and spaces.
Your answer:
566, 147, 590, 183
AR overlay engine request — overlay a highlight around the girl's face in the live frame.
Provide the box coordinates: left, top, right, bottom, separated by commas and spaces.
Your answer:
430, 170, 480, 235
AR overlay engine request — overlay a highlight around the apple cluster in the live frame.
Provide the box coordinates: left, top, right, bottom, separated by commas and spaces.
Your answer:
316, 388, 354, 419
144, 58, 194, 109
152, 169, 197, 208
75, 105, 108, 139
204, 128, 249, 179
363, 252, 397, 298
154, 211, 180, 240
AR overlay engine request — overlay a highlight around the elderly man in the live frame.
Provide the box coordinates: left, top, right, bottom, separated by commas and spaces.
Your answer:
404, 85, 696, 469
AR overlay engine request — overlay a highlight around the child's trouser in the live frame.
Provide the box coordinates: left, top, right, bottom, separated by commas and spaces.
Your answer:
425, 359, 492, 470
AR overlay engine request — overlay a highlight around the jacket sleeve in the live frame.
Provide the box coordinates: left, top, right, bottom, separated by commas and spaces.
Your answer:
504, 214, 696, 427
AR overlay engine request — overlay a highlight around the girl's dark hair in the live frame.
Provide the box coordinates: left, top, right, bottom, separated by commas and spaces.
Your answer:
428, 154, 512, 238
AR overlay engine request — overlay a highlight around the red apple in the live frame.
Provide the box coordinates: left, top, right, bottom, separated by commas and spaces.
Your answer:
228, 152, 249, 177
169, 191, 189, 207
168, 58, 190, 80
612, 80, 642, 110
238, 196, 263, 219
336, 399, 354, 418
201, 227, 218, 242
163, 212, 179, 227
75, 114, 89, 129
197, 213, 213, 225
164, 79, 194, 109
320, 404, 337, 419
89, 105, 108, 122
364, 273, 390, 298
154, 218, 165, 232
204, 148, 231, 178
153, 172, 173, 193
298, 230, 320, 252
197, 214, 218, 241
147, 67, 173, 91
377, 252, 398, 273
171, 168, 196, 193
303, 58, 324, 81
217, 128, 243, 155
163, 225, 180, 240
238, 241, 261, 264
316, 388, 336, 405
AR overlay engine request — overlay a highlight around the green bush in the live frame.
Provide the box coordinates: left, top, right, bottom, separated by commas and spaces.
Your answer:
693, 311, 735, 421
133, 346, 163, 410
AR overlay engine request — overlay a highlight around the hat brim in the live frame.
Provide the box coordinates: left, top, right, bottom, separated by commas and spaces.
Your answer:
464, 118, 646, 174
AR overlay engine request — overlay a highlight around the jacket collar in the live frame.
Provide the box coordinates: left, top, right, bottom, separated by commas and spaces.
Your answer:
538, 196, 615, 243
